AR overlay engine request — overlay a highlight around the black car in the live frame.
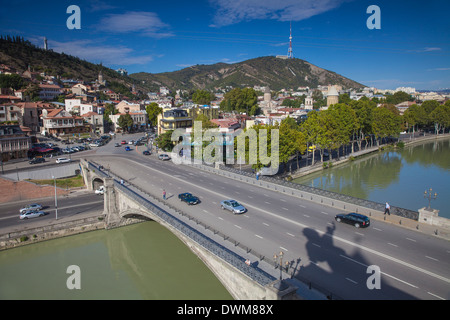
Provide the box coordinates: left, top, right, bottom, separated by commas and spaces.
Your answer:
29, 157, 45, 164
335, 213, 370, 228
142, 150, 151, 155
178, 193, 200, 205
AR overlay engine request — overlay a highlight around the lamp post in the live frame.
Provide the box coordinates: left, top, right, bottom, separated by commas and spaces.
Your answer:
273, 251, 289, 290
424, 188, 438, 209
52, 175, 58, 220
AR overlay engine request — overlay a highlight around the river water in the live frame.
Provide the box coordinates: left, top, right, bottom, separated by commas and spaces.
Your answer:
0, 222, 233, 300
293, 138, 450, 219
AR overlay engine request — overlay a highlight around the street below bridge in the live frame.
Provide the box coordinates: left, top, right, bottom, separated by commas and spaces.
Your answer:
87, 142, 450, 300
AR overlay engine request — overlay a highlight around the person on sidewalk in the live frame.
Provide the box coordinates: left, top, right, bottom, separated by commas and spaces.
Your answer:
384, 202, 391, 215
163, 189, 166, 200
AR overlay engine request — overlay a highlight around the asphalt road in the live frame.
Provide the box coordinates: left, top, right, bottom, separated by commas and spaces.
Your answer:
0, 193, 103, 233
85, 136, 450, 300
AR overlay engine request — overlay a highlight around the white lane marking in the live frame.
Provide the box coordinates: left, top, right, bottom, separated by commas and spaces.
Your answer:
346, 278, 358, 285
280, 246, 288, 252
427, 292, 445, 300
255, 234, 263, 239
425, 256, 439, 262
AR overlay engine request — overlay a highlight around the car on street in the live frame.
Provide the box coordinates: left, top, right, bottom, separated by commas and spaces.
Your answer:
142, 150, 151, 155
115, 143, 120, 147
335, 212, 370, 228
178, 192, 200, 205
29, 157, 45, 164
95, 186, 105, 195
220, 200, 246, 214
158, 154, 171, 161
56, 158, 71, 163
20, 210, 48, 220
121, 140, 127, 145
125, 146, 131, 151
19, 203, 43, 214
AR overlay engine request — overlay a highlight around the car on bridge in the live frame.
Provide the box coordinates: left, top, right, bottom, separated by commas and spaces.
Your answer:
335, 212, 370, 228
178, 192, 200, 205
220, 200, 246, 214
20, 210, 48, 220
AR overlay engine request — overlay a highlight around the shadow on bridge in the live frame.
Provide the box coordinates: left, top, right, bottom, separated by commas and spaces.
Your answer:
292, 223, 417, 300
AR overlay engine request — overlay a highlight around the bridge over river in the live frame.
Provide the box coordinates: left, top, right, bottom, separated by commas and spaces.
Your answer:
79, 156, 450, 300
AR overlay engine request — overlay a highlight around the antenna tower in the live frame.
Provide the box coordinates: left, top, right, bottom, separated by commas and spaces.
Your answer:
287, 22, 293, 59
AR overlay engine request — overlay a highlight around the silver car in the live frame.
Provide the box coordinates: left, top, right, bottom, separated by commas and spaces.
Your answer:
20, 210, 48, 220
220, 200, 246, 214
19, 203, 43, 214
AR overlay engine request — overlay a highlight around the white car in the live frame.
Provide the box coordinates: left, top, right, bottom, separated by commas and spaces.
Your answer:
19, 203, 43, 214
95, 186, 105, 195
56, 158, 71, 163
20, 210, 48, 220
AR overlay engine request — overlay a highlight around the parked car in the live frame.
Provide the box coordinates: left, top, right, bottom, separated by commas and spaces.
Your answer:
178, 193, 200, 205
125, 146, 131, 151
335, 213, 370, 228
158, 154, 171, 161
115, 143, 120, 147
142, 150, 151, 155
56, 158, 71, 163
29, 157, 45, 164
95, 186, 105, 195
19, 203, 43, 214
20, 210, 48, 220
220, 200, 246, 214
121, 140, 127, 145
89, 142, 100, 147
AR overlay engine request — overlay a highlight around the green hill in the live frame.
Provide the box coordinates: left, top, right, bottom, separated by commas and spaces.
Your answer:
131, 56, 364, 92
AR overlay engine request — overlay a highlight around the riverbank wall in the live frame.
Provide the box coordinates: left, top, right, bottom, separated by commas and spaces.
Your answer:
0, 215, 105, 251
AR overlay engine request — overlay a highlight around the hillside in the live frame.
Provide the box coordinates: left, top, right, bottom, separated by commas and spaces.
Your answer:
131, 56, 364, 92
0, 36, 146, 94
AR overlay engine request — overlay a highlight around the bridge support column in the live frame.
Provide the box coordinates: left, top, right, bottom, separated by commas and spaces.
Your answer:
103, 178, 121, 229
265, 280, 299, 300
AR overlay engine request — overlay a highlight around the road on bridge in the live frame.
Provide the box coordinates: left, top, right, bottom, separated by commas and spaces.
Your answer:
86, 138, 450, 300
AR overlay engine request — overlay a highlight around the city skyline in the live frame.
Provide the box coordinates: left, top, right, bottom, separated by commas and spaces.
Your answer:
1, 0, 449, 90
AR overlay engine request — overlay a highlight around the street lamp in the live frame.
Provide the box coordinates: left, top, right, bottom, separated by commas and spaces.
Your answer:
424, 188, 438, 209
273, 251, 289, 290
52, 175, 58, 220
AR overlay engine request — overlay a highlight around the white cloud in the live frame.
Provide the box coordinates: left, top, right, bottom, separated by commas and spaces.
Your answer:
96, 11, 173, 38
48, 39, 154, 66
208, 0, 352, 27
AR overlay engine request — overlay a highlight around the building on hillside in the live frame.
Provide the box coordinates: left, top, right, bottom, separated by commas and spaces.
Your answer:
109, 110, 148, 132
325, 85, 339, 109
115, 100, 141, 114
157, 108, 192, 135
41, 108, 87, 136
38, 84, 63, 100
0, 124, 31, 161
82, 112, 104, 135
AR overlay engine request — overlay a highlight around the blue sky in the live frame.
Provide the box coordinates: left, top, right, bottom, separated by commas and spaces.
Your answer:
1, 0, 449, 90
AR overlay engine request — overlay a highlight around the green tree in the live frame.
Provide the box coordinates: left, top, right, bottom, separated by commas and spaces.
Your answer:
156, 130, 175, 151
372, 106, 402, 145
117, 113, 133, 132
220, 87, 257, 114
192, 90, 215, 105
429, 104, 450, 134
0, 74, 25, 90
145, 102, 162, 127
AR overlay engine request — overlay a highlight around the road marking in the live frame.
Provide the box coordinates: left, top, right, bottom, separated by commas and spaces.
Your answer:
425, 256, 439, 262
282, 207, 289, 211
286, 232, 295, 237
124, 158, 450, 285
321, 211, 329, 215
248, 195, 253, 199
263, 222, 270, 227
303, 214, 310, 218
255, 234, 263, 239
299, 205, 306, 208
265, 201, 271, 204
373, 227, 383, 232
280, 246, 288, 252
388, 243, 398, 247
355, 232, 364, 236
218, 217, 223, 220
427, 292, 445, 300
234, 224, 242, 229
312, 243, 321, 248
406, 238, 416, 242
280, 198, 286, 202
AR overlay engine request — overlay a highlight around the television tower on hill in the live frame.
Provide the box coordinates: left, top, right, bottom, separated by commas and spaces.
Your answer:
287, 22, 293, 59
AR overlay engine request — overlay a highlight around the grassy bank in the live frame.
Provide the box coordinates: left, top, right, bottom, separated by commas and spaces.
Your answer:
26, 175, 85, 189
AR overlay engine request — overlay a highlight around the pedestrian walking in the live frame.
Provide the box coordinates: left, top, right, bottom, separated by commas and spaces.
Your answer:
120, 179, 124, 185
384, 202, 390, 215
163, 189, 166, 200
